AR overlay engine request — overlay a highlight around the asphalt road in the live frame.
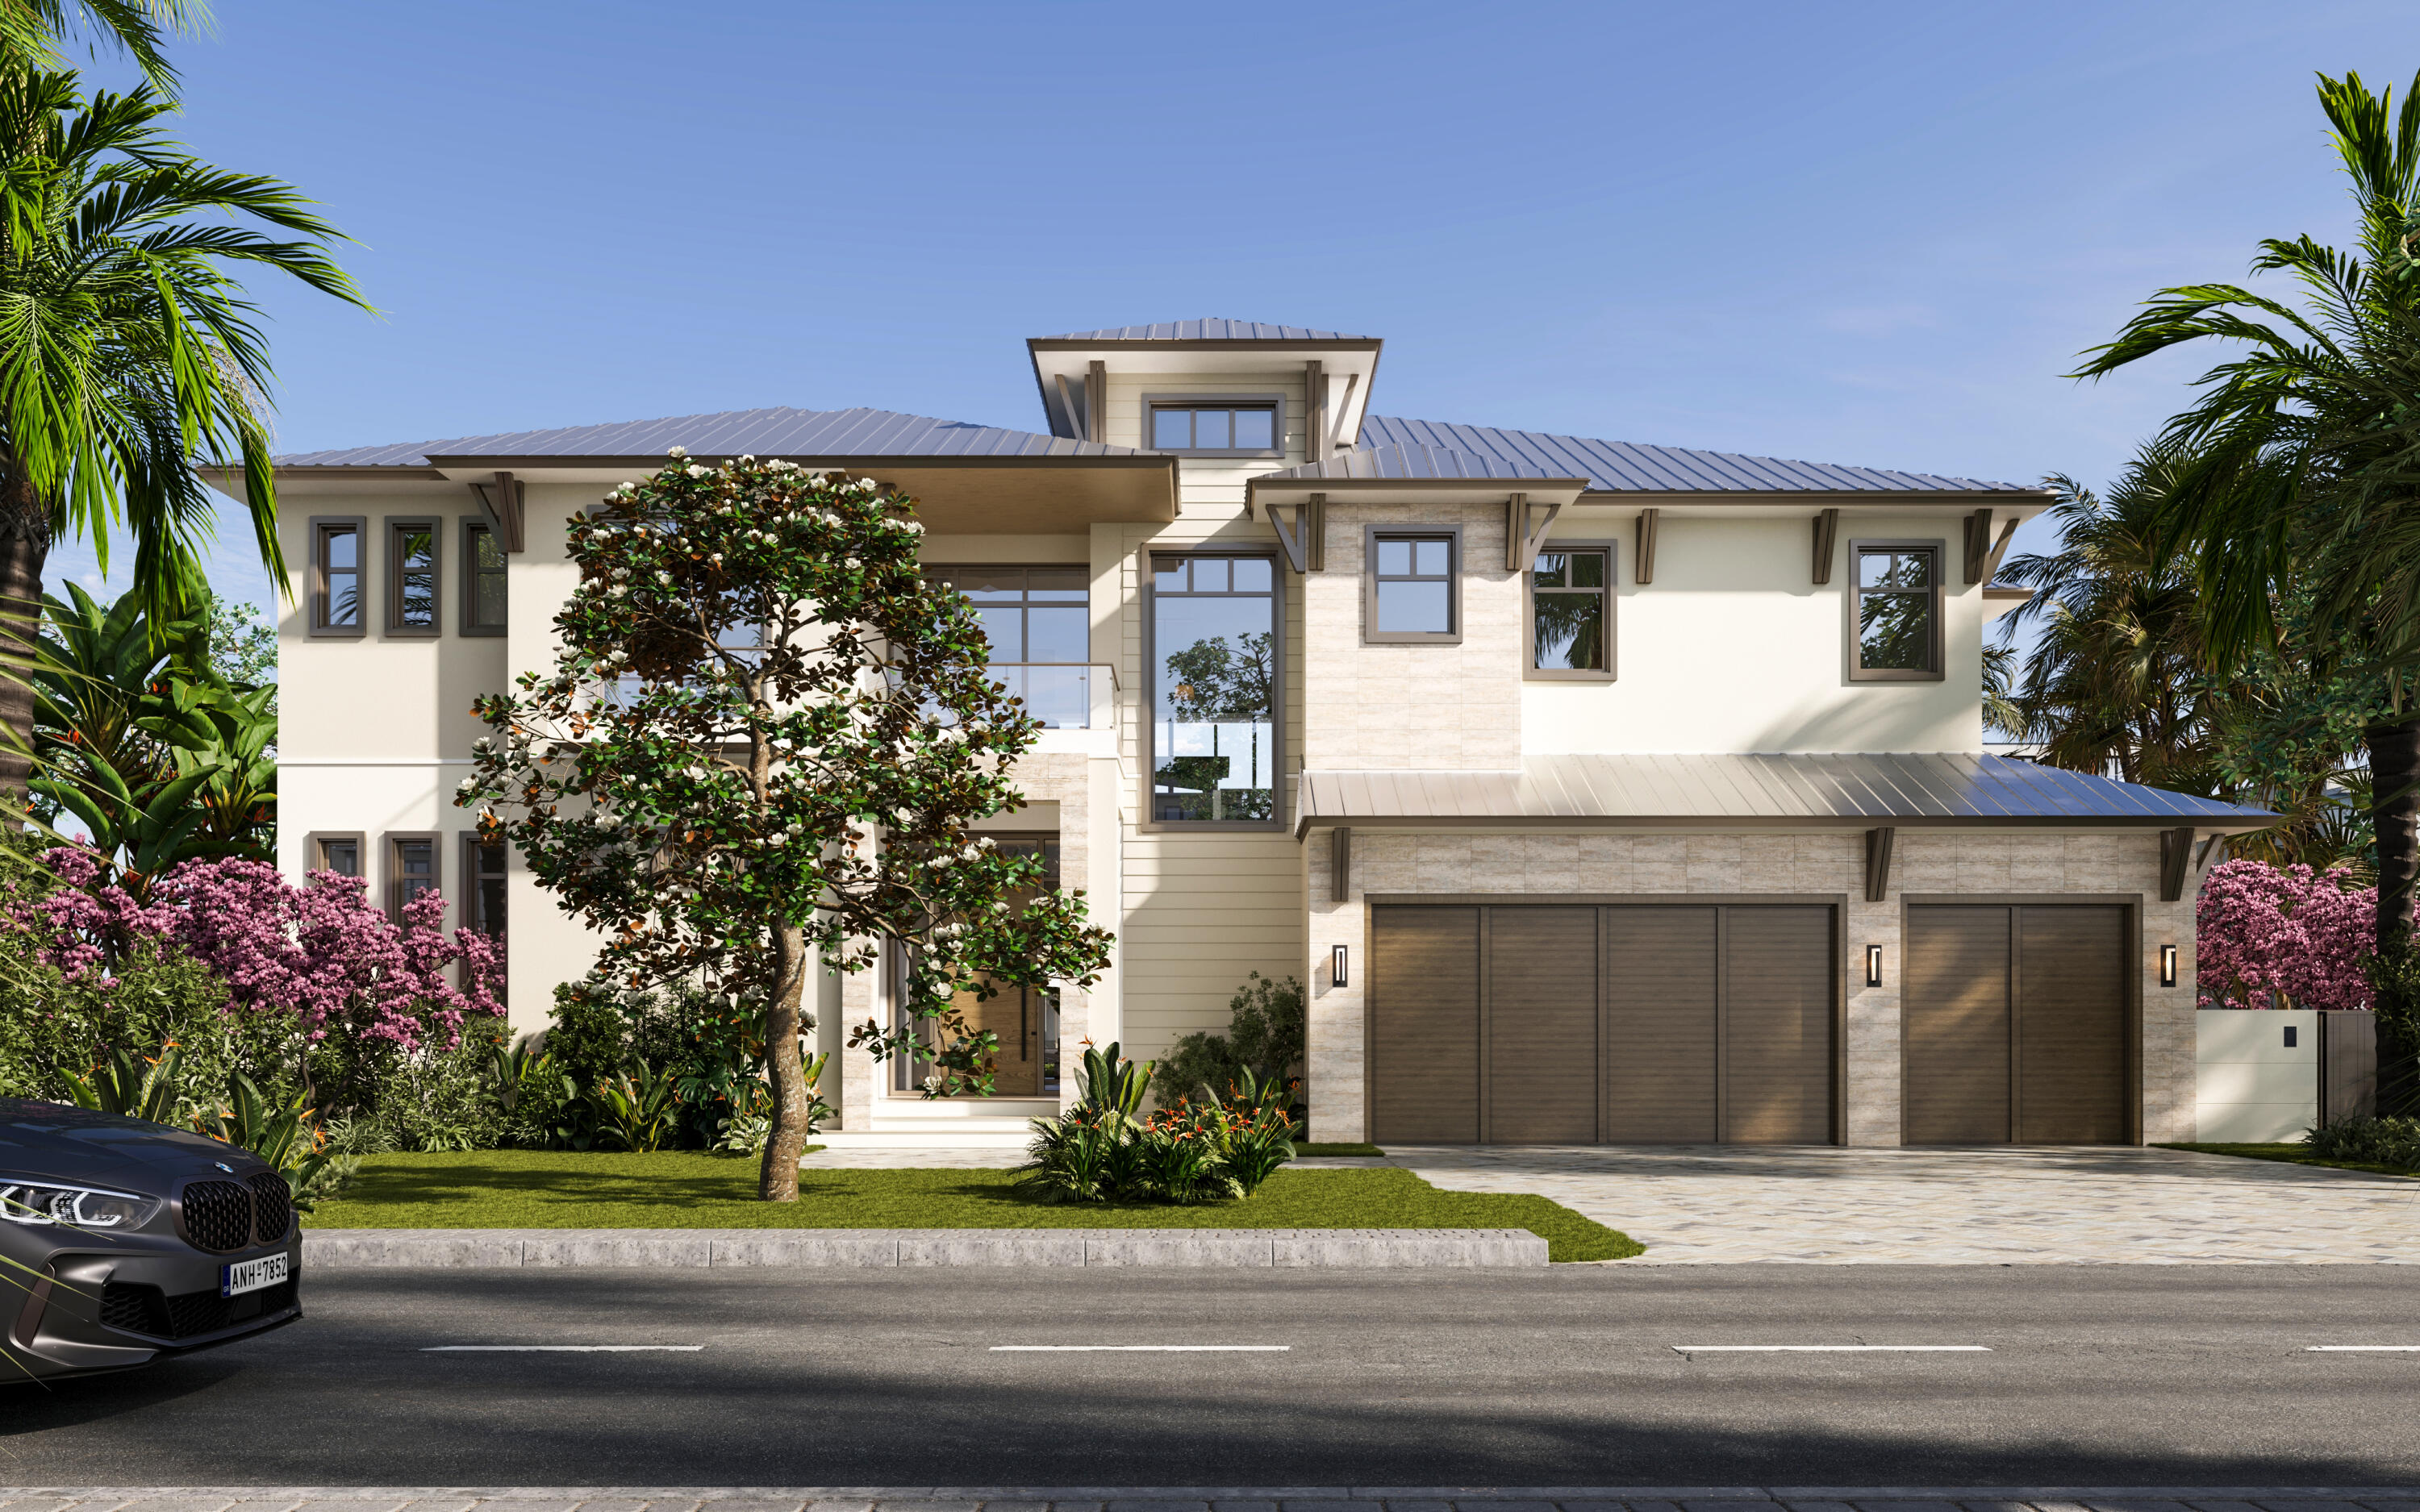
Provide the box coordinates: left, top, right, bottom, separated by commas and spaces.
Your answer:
5, 1266, 2418, 1487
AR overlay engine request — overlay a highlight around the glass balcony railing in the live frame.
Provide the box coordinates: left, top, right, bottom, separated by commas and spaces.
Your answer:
987, 663, 1115, 730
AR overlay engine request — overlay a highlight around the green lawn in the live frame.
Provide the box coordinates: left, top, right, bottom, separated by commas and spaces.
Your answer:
302, 1151, 1640, 1262
2155, 1142, 2418, 1180
1295, 1142, 1385, 1157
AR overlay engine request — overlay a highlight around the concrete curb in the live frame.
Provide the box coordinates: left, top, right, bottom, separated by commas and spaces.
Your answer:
299, 1227, 1548, 1268
10, 1488, 2420, 1502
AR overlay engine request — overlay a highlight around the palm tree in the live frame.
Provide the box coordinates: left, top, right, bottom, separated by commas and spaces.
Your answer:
2073, 68, 2420, 960
0, 68, 367, 794
0, 1, 210, 95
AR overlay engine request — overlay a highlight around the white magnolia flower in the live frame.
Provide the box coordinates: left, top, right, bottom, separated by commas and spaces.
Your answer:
668, 445, 688, 458
686, 464, 709, 479
609, 585, 627, 598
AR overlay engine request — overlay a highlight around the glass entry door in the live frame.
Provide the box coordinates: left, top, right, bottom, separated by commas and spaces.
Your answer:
895, 835, 1062, 1098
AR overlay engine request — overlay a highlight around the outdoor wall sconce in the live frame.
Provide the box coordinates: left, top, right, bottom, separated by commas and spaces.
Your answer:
2160, 943, 2178, 988
1863, 943, 1883, 988
1332, 944, 1349, 989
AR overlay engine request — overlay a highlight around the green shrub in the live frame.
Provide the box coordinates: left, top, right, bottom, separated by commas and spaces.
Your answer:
1150, 972, 1304, 1111
1016, 1044, 1295, 1206
2308, 1115, 2420, 1169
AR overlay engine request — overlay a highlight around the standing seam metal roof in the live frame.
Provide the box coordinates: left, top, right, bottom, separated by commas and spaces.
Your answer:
276, 406, 1144, 469
1037, 318, 1375, 342
1256, 443, 1583, 483
1296, 754, 2275, 830
1359, 414, 2038, 494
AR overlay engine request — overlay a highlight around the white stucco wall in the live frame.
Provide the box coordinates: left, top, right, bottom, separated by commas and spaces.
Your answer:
2196, 1008, 2318, 1142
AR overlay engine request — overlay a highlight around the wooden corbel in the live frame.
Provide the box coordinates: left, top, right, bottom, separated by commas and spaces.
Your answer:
1087, 360, 1106, 444
1054, 373, 1089, 441
469, 470, 526, 553
1962, 508, 1994, 585
2159, 827, 2197, 902
1504, 493, 1565, 574
1267, 499, 1310, 574
1863, 826, 1895, 903
1634, 507, 1659, 585
1306, 492, 1326, 571
1984, 516, 2020, 582
1813, 508, 1840, 585
1306, 359, 1327, 463
1332, 826, 1351, 902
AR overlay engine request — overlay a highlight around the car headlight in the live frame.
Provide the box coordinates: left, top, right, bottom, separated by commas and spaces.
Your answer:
0, 1179, 162, 1231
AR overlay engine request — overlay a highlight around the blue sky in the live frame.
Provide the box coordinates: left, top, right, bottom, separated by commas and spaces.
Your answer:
47, 0, 2420, 616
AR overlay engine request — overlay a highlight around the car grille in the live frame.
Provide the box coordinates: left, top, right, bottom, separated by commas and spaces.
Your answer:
177, 1180, 252, 1252
247, 1171, 292, 1243
102, 1279, 298, 1341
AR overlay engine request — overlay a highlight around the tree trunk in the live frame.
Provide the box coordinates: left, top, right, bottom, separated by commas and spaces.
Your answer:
0, 464, 48, 805
757, 922, 813, 1202
2370, 713, 2420, 952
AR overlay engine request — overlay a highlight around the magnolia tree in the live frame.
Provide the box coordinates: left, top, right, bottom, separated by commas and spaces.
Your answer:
458, 452, 1115, 1202
2196, 857, 2376, 1010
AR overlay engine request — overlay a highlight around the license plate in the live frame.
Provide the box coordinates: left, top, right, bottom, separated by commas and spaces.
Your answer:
221, 1252, 289, 1297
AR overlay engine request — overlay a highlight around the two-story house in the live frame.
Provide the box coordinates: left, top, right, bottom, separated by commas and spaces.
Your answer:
248, 318, 2271, 1150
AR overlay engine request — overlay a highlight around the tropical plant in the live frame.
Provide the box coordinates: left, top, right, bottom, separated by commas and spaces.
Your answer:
1150, 972, 1305, 1110
61, 1039, 182, 1122
193, 1068, 353, 1208
0, 0, 211, 96
133, 676, 273, 855
1073, 1039, 1152, 1121
0, 66, 365, 798
2073, 69, 2420, 1000
2306, 1114, 2420, 1169
31, 581, 194, 798
461, 452, 1113, 1200
594, 1064, 680, 1152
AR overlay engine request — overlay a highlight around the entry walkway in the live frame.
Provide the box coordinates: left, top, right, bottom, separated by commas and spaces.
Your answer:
1383, 1144, 2420, 1263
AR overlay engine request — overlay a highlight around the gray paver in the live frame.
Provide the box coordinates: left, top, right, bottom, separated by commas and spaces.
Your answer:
1383, 1144, 2420, 1264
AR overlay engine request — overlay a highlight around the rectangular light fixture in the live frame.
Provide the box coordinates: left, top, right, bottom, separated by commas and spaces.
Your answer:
1332, 943, 1349, 988
2159, 943, 2177, 988
1863, 943, 1883, 988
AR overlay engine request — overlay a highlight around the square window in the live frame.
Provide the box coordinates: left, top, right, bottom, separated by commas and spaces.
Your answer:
1364, 529, 1460, 644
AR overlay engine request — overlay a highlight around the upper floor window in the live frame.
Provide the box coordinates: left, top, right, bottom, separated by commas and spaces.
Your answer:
389, 833, 439, 920
462, 520, 507, 635
386, 518, 440, 636
1146, 396, 1282, 457
309, 517, 365, 637
1364, 528, 1460, 644
1850, 540, 1942, 681
1528, 544, 1614, 680
1150, 552, 1279, 826
927, 564, 1091, 729
314, 832, 363, 877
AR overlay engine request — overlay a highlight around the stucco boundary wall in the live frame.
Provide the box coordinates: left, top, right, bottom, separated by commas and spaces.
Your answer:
1305, 828, 2209, 1147
301, 1227, 1548, 1268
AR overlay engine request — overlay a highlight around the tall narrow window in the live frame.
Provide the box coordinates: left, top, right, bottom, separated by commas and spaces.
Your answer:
925, 565, 1091, 727
386, 519, 440, 635
314, 833, 363, 877
898, 836, 1061, 1096
1529, 544, 1614, 679
1364, 529, 1460, 644
1850, 541, 1942, 681
310, 518, 365, 636
388, 835, 438, 919
1150, 553, 1279, 825
462, 520, 507, 635
462, 835, 507, 938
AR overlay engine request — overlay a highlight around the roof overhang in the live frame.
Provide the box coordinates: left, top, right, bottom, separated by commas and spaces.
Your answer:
1554, 487, 2059, 519
1248, 471, 1592, 511
221, 452, 1181, 531
1028, 335, 1383, 444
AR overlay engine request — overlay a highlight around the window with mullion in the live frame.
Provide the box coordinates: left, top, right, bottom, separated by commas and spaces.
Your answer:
1365, 528, 1460, 644
461, 519, 507, 635
926, 564, 1091, 728
1528, 544, 1614, 679
1150, 552, 1280, 826
1145, 395, 1282, 457
386, 517, 440, 636
309, 518, 365, 637
1850, 540, 1942, 681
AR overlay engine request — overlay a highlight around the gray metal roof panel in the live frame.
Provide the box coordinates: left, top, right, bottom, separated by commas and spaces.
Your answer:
280, 406, 1145, 469
1295, 754, 2274, 828
1258, 442, 1582, 484
1038, 318, 1375, 342
1359, 414, 2040, 495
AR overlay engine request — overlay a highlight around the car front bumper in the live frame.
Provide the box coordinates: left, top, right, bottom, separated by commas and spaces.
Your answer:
3, 1224, 301, 1381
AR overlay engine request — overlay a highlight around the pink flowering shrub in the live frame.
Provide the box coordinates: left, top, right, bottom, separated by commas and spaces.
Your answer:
16, 850, 502, 1052
2195, 858, 2376, 1010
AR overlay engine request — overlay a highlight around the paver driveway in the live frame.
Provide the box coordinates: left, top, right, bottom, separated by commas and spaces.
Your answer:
1383, 1144, 2420, 1263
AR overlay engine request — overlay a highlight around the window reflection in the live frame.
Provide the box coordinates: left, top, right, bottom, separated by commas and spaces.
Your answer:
1152, 553, 1277, 823
926, 565, 1092, 728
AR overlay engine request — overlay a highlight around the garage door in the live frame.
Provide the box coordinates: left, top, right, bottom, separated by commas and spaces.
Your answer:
1904, 904, 2130, 1144
1370, 903, 1836, 1145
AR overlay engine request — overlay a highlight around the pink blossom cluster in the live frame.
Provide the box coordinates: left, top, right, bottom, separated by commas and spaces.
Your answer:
2195, 857, 2376, 1011
15, 852, 503, 1052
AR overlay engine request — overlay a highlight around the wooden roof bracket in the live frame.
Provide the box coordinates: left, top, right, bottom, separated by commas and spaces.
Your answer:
2159, 826, 2197, 902
468, 470, 526, 553
1813, 507, 1839, 585
1306, 359, 1326, 463
1984, 515, 2021, 582
1332, 825, 1351, 902
1634, 506, 1659, 585
1268, 497, 1310, 574
1307, 492, 1326, 571
1505, 493, 1564, 573
1054, 373, 1089, 441
1962, 507, 1993, 584
1087, 359, 1106, 444
1863, 825, 1895, 903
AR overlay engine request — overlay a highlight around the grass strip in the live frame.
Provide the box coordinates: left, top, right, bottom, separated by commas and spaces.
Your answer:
302, 1151, 1641, 1262
2155, 1142, 2418, 1180
1295, 1143, 1385, 1157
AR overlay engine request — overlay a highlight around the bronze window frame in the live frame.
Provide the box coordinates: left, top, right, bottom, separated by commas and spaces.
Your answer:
1362, 525, 1462, 646
460, 517, 507, 637
460, 831, 507, 938
383, 516, 442, 638
1141, 549, 1286, 833
307, 516, 367, 639
1141, 392, 1287, 459
1523, 538, 1618, 681
384, 831, 442, 923
306, 831, 365, 881
1846, 538, 1944, 682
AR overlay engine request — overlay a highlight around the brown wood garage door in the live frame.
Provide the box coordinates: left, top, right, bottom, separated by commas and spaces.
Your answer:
1370, 902, 1836, 1145
1904, 903, 2132, 1144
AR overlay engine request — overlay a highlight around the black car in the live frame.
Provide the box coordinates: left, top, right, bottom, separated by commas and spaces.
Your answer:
2, 1097, 300, 1381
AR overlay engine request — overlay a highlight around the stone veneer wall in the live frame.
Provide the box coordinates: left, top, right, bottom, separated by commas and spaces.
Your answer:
834, 752, 1098, 1129
1304, 827, 2205, 1146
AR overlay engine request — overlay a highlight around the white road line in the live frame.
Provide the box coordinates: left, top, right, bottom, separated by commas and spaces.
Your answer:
989, 1344, 1290, 1352
421, 1345, 706, 1352
1671, 1344, 1991, 1353
2307, 1345, 2420, 1352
